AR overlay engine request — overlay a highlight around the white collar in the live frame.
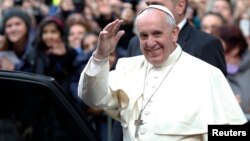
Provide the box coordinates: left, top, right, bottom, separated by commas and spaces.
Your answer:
178, 18, 187, 30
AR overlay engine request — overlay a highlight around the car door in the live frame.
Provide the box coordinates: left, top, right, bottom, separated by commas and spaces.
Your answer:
0, 70, 100, 141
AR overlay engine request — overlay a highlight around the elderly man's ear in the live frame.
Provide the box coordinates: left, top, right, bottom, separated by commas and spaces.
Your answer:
172, 26, 180, 42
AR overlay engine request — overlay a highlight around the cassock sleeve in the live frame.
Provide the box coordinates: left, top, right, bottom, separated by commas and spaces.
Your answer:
78, 55, 129, 121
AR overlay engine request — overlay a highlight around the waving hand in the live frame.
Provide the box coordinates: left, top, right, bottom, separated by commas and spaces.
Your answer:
93, 19, 125, 59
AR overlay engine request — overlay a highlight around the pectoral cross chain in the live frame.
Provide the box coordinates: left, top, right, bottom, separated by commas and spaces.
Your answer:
134, 112, 143, 138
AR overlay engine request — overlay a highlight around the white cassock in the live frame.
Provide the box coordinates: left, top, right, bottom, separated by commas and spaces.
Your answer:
78, 44, 247, 141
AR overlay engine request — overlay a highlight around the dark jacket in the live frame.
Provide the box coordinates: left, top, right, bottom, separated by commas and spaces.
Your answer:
20, 45, 78, 97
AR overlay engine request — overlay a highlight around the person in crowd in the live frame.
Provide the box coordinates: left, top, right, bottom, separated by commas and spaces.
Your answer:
185, 0, 207, 29
0, 0, 15, 16
200, 11, 226, 34
21, 0, 50, 24
26, 16, 77, 99
78, 5, 247, 141
0, 7, 34, 71
82, 32, 99, 54
86, 0, 135, 51
234, 0, 250, 48
118, 2, 136, 50
71, 32, 99, 102
52, 0, 81, 24
233, 0, 250, 24
212, 24, 250, 115
126, 0, 227, 76
210, 0, 234, 24
65, 12, 88, 29
82, 5, 102, 33
66, 13, 90, 54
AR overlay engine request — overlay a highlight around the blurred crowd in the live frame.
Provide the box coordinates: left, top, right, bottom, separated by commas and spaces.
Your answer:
0, 0, 250, 141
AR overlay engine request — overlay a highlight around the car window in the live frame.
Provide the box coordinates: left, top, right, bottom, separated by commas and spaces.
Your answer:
0, 71, 99, 141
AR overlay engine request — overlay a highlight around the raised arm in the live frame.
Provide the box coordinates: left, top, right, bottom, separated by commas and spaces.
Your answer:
94, 19, 125, 59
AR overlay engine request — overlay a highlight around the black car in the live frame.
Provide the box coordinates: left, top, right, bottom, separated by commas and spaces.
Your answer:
0, 70, 100, 141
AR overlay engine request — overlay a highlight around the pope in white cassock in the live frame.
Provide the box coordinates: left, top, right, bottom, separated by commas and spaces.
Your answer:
78, 5, 247, 141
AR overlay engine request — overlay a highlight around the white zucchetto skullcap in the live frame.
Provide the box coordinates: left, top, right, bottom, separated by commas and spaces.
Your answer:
137, 5, 176, 24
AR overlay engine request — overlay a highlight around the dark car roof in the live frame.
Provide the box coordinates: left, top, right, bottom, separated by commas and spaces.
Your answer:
0, 70, 100, 141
